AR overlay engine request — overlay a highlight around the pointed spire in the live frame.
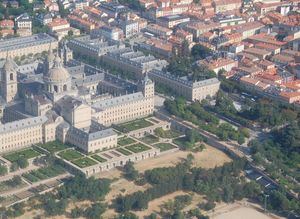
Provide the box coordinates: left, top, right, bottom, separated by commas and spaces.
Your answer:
4, 53, 15, 72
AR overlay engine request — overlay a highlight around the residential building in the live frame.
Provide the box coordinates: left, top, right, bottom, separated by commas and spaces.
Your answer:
157, 14, 190, 28
199, 58, 238, 73
15, 13, 32, 36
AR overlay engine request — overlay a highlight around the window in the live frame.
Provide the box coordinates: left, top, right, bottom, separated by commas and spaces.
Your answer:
10, 73, 14, 81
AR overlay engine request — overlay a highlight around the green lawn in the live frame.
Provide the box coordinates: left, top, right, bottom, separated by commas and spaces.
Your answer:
125, 143, 152, 153
91, 155, 107, 163
58, 150, 84, 161
3, 148, 41, 162
116, 148, 132, 156
155, 129, 182, 139
116, 119, 153, 133
71, 157, 98, 168
140, 134, 159, 145
22, 165, 65, 183
39, 141, 70, 153
154, 143, 177, 152
118, 137, 136, 146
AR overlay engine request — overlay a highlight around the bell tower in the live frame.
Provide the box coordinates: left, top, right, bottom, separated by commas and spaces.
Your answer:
0, 56, 18, 103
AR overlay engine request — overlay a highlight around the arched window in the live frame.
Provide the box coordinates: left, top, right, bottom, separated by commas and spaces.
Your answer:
54, 85, 58, 93
10, 73, 13, 81
63, 84, 67, 91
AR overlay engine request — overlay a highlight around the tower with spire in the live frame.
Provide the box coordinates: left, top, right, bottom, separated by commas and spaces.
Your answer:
0, 55, 18, 103
137, 73, 154, 98
44, 43, 55, 73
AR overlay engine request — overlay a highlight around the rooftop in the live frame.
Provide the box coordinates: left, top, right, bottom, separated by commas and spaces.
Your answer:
0, 116, 48, 134
0, 33, 56, 52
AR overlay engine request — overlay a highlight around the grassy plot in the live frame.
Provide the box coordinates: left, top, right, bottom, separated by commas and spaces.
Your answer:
71, 157, 98, 168
116, 119, 153, 133
118, 137, 136, 146
91, 155, 107, 163
125, 143, 152, 153
154, 143, 177, 152
38, 140, 70, 153
22, 165, 65, 183
116, 148, 132, 156
140, 135, 159, 145
4, 148, 41, 162
58, 149, 84, 161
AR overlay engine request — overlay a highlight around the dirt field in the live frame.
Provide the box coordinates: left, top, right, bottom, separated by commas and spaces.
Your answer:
209, 201, 284, 219
135, 144, 231, 172
133, 190, 203, 218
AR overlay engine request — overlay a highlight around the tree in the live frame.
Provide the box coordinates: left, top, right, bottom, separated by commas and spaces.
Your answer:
116, 212, 139, 219
10, 176, 23, 186
70, 207, 84, 218
237, 135, 245, 145
84, 203, 106, 219
148, 213, 157, 219
154, 127, 165, 138
191, 44, 213, 60
10, 162, 19, 172
0, 164, 7, 176
16, 157, 29, 169
123, 161, 138, 181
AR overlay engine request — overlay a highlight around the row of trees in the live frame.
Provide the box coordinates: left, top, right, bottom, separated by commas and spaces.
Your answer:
164, 97, 248, 144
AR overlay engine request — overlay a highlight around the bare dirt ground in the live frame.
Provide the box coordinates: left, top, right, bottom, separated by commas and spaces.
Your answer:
135, 144, 232, 172
208, 201, 284, 219
133, 190, 204, 218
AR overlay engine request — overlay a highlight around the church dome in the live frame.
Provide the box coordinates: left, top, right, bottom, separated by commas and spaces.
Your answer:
45, 55, 70, 82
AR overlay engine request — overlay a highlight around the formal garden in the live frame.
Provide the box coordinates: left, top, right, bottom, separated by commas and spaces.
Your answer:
140, 134, 159, 145
90, 155, 107, 163
116, 148, 133, 156
115, 118, 153, 133
38, 141, 70, 153
71, 157, 98, 168
154, 143, 177, 152
117, 137, 136, 146
3, 148, 41, 162
57, 150, 84, 161
22, 165, 66, 183
125, 143, 152, 153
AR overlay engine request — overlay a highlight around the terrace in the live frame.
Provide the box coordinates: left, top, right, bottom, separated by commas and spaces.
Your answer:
114, 118, 153, 133
58, 149, 84, 161
38, 141, 70, 153
71, 157, 98, 168
3, 148, 41, 162
125, 143, 152, 153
